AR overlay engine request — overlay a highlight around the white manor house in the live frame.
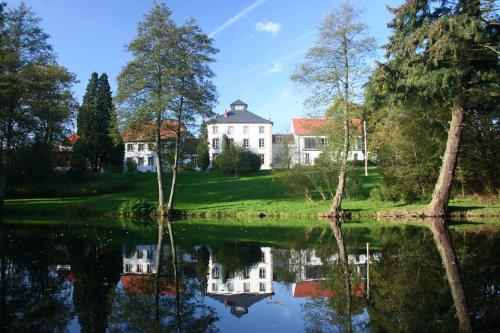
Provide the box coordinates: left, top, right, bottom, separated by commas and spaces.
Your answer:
122, 99, 366, 172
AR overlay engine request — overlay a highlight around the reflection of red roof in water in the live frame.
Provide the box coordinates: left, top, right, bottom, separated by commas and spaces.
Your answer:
120, 274, 184, 296
293, 280, 365, 298
65, 133, 80, 145
58, 271, 77, 283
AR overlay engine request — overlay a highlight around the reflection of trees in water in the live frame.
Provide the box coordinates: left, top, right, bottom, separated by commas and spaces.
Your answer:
0, 226, 74, 332
368, 224, 500, 332
109, 218, 219, 332
301, 218, 367, 333
211, 244, 262, 282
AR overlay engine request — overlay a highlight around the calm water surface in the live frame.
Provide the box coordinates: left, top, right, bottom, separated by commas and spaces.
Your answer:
0, 218, 499, 332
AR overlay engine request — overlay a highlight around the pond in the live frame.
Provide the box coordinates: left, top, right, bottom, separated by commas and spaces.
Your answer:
0, 218, 499, 332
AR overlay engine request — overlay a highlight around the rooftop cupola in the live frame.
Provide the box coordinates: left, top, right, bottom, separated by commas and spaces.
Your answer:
230, 99, 248, 111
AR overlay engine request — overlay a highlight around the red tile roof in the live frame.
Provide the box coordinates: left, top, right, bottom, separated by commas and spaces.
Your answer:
293, 280, 365, 298
291, 118, 362, 136
120, 274, 184, 296
122, 121, 185, 142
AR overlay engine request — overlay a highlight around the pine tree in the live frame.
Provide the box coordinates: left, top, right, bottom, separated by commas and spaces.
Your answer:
374, 0, 499, 217
196, 120, 210, 170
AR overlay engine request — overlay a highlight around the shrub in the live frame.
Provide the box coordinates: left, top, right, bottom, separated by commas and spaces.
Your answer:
119, 199, 155, 217
126, 158, 137, 173
213, 138, 261, 176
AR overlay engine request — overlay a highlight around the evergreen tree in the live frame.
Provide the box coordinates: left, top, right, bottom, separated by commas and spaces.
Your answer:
369, 0, 499, 216
196, 120, 210, 170
77, 72, 117, 171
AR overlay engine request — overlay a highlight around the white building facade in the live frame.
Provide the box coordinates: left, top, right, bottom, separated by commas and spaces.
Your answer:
207, 100, 273, 170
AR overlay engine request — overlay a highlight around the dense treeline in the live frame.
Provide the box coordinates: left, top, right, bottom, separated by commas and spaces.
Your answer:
365, 0, 499, 207
0, 3, 77, 209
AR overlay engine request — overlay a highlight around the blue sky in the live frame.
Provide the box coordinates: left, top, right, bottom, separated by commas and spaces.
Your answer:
7, 0, 403, 132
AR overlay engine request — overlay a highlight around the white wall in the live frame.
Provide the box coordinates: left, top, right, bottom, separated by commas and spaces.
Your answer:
207, 123, 273, 170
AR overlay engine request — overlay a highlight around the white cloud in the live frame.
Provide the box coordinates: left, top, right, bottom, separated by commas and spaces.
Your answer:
209, 0, 267, 38
263, 61, 284, 75
255, 21, 281, 35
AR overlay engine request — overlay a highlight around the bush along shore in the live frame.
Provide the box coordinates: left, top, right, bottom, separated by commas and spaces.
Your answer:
5, 168, 499, 221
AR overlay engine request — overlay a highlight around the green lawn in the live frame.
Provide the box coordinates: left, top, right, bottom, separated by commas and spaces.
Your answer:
5, 168, 500, 219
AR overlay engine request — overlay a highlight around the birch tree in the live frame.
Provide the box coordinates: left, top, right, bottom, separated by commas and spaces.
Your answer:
117, 3, 216, 217
291, 2, 374, 216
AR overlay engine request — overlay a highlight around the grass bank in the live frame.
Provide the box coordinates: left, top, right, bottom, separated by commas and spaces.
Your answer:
5, 168, 499, 219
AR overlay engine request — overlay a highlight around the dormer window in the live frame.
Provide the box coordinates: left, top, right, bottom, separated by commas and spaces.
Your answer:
235, 105, 244, 110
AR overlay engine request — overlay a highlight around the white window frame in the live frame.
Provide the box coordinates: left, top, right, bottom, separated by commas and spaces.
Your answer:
259, 126, 265, 134
212, 138, 219, 149
243, 138, 249, 148
212, 126, 218, 134
259, 138, 265, 148
243, 126, 249, 134
228, 126, 234, 134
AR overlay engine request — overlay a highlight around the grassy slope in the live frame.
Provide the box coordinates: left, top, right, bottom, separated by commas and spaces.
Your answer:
5, 168, 499, 218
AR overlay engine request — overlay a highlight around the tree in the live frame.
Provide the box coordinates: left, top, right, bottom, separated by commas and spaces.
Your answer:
117, 3, 217, 217
196, 119, 210, 170
77, 72, 116, 171
0, 3, 56, 210
374, 0, 499, 216
291, 2, 375, 217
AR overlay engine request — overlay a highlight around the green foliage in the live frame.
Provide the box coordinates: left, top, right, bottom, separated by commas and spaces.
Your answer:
213, 138, 261, 176
196, 120, 210, 170
273, 159, 363, 201
119, 199, 154, 217
77, 73, 120, 171
126, 158, 137, 173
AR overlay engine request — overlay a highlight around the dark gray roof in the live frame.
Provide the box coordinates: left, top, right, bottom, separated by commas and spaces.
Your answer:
208, 110, 272, 124
207, 293, 273, 318
230, 99, 248, 107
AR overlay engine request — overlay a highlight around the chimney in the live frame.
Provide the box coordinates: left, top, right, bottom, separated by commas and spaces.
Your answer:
224, 109, 228, 118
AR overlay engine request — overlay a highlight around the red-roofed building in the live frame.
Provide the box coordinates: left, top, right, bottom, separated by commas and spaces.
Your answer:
273, 118, 365, 167
123, 121, 197, 172
292, 280, 365, 298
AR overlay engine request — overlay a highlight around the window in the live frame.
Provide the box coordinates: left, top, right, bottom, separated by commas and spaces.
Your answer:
259, 267, 266, 279
212, 126, 218, 134
228, 126, 234, 134
147, 250, 152, 259
259, 126, 265, 134
261, 251, 266, 263
212, 153, 218, 160
260, 154, 265, 165
138, 157, 144, 165
227, 282, 234, 292
148, 143, 154, 151
353, 153, 358, 160
212, 283, 218, 292
146, 264, 152, 273
212, 267, 220, 279
243, 269, 250, 279
320, 138, 327, 146
192, 155, 198, 166
305, 153, 310, 165
259, 282, 266, 292
243, 126, 249, 134
235, 105, 244, 110
276, 136, 282, 143
127, 143, 134, 152
148, 156, 154, 166
212, 138, 219, 149
228, 138, 234, 145
137, 264, 143, 273
243, 138, 249, 148
259, 138, 265, 148
355, 136, 363, 150
138, 143, 144, 151
244, 283, 250, 292
137, 250, 144, 259
125, 264, 132, 273
304, 138, 316, 150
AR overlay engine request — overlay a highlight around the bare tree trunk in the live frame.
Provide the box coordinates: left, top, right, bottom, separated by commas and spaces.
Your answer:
154, 219, 164, 325
426, 93, 466, 217
166, 217, 182, 332
427, 217, 472, 332
155, 115, 166, 216
166, 98, 183, 218
330, 37, 350, 217
330, 119, 349, 216
330, 217, 353, 332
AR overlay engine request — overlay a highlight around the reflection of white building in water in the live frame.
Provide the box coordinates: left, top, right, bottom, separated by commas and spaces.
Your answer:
207, 247, 274, 317
288, 249, 379, 298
